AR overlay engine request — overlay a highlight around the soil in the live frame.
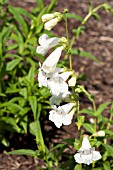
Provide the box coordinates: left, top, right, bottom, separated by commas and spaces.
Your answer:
0, 0, 113, 169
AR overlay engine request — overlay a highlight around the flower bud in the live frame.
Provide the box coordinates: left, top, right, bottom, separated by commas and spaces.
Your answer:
42, 14, 54, 22
44, 17, 59, 31
92, 130, 105, 137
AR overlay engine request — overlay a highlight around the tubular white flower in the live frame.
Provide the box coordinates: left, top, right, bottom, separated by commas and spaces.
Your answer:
49, 103, 75, 128
74, 136, 101, 165
36, 34, 59, 56
42, 14, 54, 22
47, 74, 69, 96
38, 67, 69, 96
44, 17, 59, 31
38, 67, 61, 87
42, 46, 63, 73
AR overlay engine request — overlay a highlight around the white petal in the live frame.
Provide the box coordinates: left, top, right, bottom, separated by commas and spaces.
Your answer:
49, 110, 62, 128
48, 77, 69, 96
59, 71, 72, 81
47, 37, 59, 49
42, 46, 63, 73
44, 18, 58, 31
39, 34, 59, 48
74, 153, 93, 165
92, 151, 101, 161
74, 153, 84, 164
38, 34, 49, 46
36, 45, 48, 56
62, 111, 74, 125
42, 14, 54, 22
38, 68, 48, 87
81, 137, 91, 150
59, 103, 75, 114
68, 77, 76, 87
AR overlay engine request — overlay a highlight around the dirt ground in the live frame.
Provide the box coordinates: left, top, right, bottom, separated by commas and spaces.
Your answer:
0, 0, 113, 169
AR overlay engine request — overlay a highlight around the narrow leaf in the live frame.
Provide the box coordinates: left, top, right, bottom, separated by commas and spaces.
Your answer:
66, 13, 83, 21
83, 123, 95, 133
36, 0, 44, 11
8, 149, 36, 157
29, 96, 37, 119
8, 6, 29, 37
96, 102, 111, 116
102, 143, 113, 155
6, 58, 21, 71
47, 0, 57, 13
80, 51, 98, 61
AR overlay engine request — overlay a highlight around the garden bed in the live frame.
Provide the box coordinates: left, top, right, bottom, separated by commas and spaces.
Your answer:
0, 0, 113, 169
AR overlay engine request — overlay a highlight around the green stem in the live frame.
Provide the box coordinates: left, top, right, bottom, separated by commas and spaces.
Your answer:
92, 100, 97, 132
82, 3, 106, 25
64, 14, 69, 43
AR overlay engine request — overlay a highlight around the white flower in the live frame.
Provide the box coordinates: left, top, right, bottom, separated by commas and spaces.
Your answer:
49, 103, 75, 128
44, 17, 59, 31
49, 92, 71, 106
74, 136, 101, 165
42, 46, 63, 73
36, 34, 59, 56
38, 67, 69, 96
42, 14, 54, 22
38, 67, 62, 87
47, 73, 69, 96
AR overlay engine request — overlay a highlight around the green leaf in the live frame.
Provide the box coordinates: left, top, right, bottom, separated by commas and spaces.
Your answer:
8, 149, 36, 157
7, 43, 18, 51
83, 123, 95, 133
47, 0, 57, 13
79, 51, 98, 61
104, 129, 113, 136
36, 0, 44, 11
1, 137, 10, 147
76, 116, 85, 130
71, 48, 98, 61
102, 143, 113, 155
0, 93, 6, 97
79, 108, 94, 116
19, 88, 27, 99
27, 66, 35, 86
0, 33, 2, 57
37, 103, 42, 119
29, 96, 37, 119
103, 161, 111, 170
16, 7, 32, 19
74, 164, 82, 170
0, 117, 21, 132
96, 102, 111, 116
12, 27, 24, 54
92, 168, 103, 170
8, 6, 29, 37
66, 13, 82, 21
30, 121, 45, 153
6, 58, 21, 71
2, 26, 13, 47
